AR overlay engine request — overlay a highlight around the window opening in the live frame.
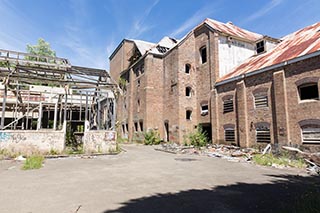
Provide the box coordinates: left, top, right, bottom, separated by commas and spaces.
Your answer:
299, 83, 319, 100
200, 46, 207, 64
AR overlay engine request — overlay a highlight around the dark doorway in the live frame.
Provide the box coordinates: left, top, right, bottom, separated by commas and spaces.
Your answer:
164, 121, 169, 142
200, 123, 212, 143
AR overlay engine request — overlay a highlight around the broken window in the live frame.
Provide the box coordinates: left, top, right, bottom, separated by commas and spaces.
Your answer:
201, 104, 209, 116
223, 98, 234, 113
225, 128, 235, 142
186, 110, 192, 120
156, 45, 169, 54
139, 120, 143, 132
254, 94, 268, 108
256, 40, 265, 54
186, 87, 192, 97
185, 64, 191, 74
256, 124, 271, 143
122, 124, 126, 134
134, 122, 138, 132
298, 83, 319, 100
200, 46, 207, 64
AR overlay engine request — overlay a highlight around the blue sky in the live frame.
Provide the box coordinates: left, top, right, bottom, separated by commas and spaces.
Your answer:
1, 0, 320, 70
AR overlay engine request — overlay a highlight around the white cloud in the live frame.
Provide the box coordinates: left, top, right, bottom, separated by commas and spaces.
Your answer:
170, 3, 217, 38
241, 0, 283, 24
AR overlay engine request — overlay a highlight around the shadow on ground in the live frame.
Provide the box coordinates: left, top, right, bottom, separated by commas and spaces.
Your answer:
104, 174, 320, 213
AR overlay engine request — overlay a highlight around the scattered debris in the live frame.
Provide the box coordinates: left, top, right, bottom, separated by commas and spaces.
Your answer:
14, 155, 26, 161
74, 205, 82, 213
262, 144, 271, 155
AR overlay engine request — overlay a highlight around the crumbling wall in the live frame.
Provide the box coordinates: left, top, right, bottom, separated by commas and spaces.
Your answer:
82, 130, 117, 153
0, 130, 65, 154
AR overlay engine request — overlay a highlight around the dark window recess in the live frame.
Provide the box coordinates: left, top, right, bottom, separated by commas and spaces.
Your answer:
255, 95, 268, 108
126, 123, 128, 133
122, 124, 126, 133
186, 87, 192, 97
141, 64, 145, 74
137, 99, 140, 112
299, 83, 319, 100
200, 46, 207, 64
302, 126, 320, 144
156, 45, 169, 53
256, 41, 265, 54
139, 121, 144, 132
256, 127, 271, 143
137, 79, 140, 87
223, 99, 234, 113
225, 129, 235, 142
185, 64, 191, 74
186, 110, 192, 120
201, 105, 209, 116
134, 122, 138, 132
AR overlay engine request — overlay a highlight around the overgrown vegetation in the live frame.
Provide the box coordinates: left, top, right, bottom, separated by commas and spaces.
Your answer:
252, 153, 306, 168
22, 155, 44, 170
118, 77, 127, 90
144, 129, 161, 145
185, 126, 209, 147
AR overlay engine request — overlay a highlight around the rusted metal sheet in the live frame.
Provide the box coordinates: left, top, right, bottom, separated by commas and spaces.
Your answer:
218, 22, 320, 82
205, 18, 262, 41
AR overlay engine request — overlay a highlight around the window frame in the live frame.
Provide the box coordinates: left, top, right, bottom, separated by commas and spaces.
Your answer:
185, 64, 191, 74
255, 123, 271, 143
186, 110, 192, 121
298, 83, 319, 101
223, 98, 234, 113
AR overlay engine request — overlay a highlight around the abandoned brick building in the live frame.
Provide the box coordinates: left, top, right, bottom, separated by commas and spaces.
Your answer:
109, 18, 320, 149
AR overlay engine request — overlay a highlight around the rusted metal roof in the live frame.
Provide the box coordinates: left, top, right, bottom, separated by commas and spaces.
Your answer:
205, 18, 263, 41
218, 22, 320, 83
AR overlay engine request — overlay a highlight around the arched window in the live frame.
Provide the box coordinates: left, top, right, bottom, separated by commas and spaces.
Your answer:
186, 87, 192, 97
255, 122, 271, 143
185, 64, 191, 74
200, 46, 207, 64
299, 119, 320, 144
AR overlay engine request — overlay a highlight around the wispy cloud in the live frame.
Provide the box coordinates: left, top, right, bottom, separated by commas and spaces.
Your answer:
241, 0, 283, 25
127, 0, 160, 38
170, 2, 218, 38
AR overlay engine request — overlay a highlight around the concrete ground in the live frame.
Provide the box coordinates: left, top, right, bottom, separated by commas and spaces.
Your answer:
0, 144, 319, 213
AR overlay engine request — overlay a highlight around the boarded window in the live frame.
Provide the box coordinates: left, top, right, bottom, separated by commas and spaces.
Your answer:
223, 99, 234, 113
256, 126, 271, 143
302, 126, 320, 144
225, 129, 235, 142
200, 46, 207, 64
185, 64, 191, 74
256, 40, 265, 54
186, 110, 192, 120
254, 94, 268, 108
299, 83, 319, 100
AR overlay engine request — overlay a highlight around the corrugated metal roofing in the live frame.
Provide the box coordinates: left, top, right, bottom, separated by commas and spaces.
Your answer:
205, 18, 263, 41
218, 22, 320, 83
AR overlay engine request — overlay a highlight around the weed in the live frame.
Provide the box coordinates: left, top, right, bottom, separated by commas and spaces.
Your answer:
22, 155, 44, 170
253, 153, 306, 168
186, 126, 208, 147
144, 130, 161, 145
49, 149, 59, 155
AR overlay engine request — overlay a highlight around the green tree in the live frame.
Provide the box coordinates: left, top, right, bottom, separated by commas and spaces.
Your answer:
26, 38, 56, 61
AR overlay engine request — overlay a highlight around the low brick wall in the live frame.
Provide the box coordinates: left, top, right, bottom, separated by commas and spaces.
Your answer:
0, 130, 65, 154
82, 130, 117, 153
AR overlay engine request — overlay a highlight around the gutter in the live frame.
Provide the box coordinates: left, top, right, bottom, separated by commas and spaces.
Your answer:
215, 49, 320, 87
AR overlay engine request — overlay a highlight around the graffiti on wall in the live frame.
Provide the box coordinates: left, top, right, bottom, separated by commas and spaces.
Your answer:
0, 132, 10, 142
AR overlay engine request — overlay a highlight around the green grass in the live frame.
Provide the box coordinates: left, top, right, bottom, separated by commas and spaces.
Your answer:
253, 154, 306, 168
22, 155, 44, 170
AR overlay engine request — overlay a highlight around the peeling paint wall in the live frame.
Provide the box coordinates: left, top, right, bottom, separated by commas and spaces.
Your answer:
83, 130, 117, 153
0, 130, 65, 154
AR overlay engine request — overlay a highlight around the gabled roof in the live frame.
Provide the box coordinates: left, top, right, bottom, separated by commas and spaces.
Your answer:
131, 39, 155, 55
204, 18, 263, 42
217, 22, 320, 84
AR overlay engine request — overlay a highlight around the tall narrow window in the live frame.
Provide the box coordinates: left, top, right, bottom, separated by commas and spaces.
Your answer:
223, 98, 234, 113
186, 110, 192, 120
139, 120, 144, 132
201, 104, 209, 116
185, 64, 191, 74
134, 122, 138, 132
137, 99, 140, 112
200, 46, 207, 64
186, 87, 192, 97
298, 83, 319, 100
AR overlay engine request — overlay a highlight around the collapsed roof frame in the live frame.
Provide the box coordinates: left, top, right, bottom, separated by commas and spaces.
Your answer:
0, 49, 117, 131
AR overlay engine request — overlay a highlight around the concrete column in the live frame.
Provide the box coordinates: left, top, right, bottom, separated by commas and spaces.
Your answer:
53, 101, 58, 130
236, 80, 249, 147
272, 70, 290, 145
37, 102, 42, 130
1, 85, 7, 129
